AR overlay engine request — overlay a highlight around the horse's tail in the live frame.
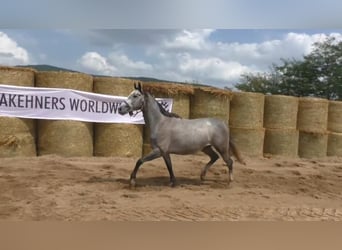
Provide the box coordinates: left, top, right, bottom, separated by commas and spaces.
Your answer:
229, 140, 246, 165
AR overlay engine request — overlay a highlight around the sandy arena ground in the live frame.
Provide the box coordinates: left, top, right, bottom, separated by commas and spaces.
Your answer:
1, 154, 342, 221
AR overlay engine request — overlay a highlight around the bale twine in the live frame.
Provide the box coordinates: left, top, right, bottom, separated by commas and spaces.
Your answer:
93, 77, 143, 157
328, 100, 342, 133
297, 97, 328, 133
264, 95, 299, 129
142, 82, 194, 155
263, 129, 299, 157
229, 92, 265, 129
0, 66, 37, 157
229, 127, 265, 157
327, 132, 342, 156
298, 131, 328, 158
36, 71, 94, 156
190, 86, 231, 124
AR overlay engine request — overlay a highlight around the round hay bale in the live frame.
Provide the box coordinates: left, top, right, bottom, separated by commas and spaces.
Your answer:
94, 123, 142, 157
36, 71, 94, 156
264, 95, 299, 129
93, 77, 143, 157
328, 100, 342, 133
93, 77, 135, 96
263, 129, 299, 157
190, 86, 231, 124
38, 120, 93, 157
143, 82, 194, 119
0, 66, 37, 157
297, 97, 328, 133
0, 66, 36, 87
229, 92, 265, 129
327, 132, 342, 156
35, 71, 93, 91
0, 118, 36, 157
229, 127, 265, 157
298, 131, 328, 158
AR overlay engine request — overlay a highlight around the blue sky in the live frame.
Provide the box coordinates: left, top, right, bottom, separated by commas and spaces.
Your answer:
1, 1, 342, 88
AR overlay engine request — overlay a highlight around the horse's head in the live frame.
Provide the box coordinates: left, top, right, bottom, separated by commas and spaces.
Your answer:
118, 82, 144, 116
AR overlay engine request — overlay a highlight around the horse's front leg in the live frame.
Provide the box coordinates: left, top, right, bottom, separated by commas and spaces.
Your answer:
130, 148, 162, 188
162, 153, 177, 187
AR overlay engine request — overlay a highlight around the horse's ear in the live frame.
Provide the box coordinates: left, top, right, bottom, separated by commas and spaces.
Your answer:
136, 82, 143, 93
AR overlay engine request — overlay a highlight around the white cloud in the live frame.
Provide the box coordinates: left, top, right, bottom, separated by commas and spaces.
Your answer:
0, 31, 30, 65
77, 30, 342, 88
78, 52, 117, 75
108, 51, 153, 72
78, 51, 153, 77
163, 29, 214, 50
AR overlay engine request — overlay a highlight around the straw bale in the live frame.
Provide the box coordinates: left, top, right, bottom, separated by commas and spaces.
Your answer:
327, 132, 342, 156
37, 120, 93, 157
35, 71, 93, 91
0, 66, 37, 157
0, 66, 36, 87
263, 129, 299, 157
142, 82, 194, 96
143, 82, 193, 119
298, 131, 328, 158
190, 87, 231, 124
0, 118, 36, 157
229, 127, 265, 157
297, 97, 328, 133
229, 92, 265, 129
35, 71, 94, 157
93, 77, 143, 157
93, 77, 135, 96
264, 95, 299, 129
328, 100, 342, 133
94, 123, 142, 157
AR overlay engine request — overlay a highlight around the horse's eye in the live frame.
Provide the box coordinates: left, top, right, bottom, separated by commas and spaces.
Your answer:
133, 95, 138, 98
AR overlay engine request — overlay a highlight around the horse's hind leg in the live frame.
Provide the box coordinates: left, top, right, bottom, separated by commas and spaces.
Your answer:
217, 149, 234, 183
130, 148, 162, 187
162, 153, 176, 187
213, 142, 234, 183
200, 146, 219, 181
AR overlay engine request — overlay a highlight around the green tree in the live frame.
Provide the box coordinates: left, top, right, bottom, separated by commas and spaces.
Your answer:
235, 37, 342, 100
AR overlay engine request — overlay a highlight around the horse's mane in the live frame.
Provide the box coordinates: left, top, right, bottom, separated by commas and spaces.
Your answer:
157, 101, 182, 118
145, 92, 182, 118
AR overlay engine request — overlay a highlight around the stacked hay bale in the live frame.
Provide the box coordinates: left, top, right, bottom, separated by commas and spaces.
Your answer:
297, 97, 329, 158
93, 77, 143, 158
0, 66, 37, 157
229, 92, 265, 157
190, 86, 231, 124
36, 71, 93, 157
263, 95, 299, 157
142, 82, 194, 155
327, 100, 342, 156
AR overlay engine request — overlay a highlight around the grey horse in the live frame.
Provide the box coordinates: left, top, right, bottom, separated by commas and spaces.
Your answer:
118, 83, 245, 187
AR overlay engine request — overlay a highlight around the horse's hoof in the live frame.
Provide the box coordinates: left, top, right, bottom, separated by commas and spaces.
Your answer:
129, 179, 136, 188
200, 174, 205, 181
169, 181, 177, 187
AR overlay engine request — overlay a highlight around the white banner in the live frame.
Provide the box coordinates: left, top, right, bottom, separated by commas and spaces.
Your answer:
0, 84, 173, 124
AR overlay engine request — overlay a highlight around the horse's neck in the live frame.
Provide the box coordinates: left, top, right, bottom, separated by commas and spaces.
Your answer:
142, 93, 164, 131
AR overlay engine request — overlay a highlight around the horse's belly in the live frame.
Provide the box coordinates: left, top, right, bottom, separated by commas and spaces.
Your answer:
168, 135, 209, 154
